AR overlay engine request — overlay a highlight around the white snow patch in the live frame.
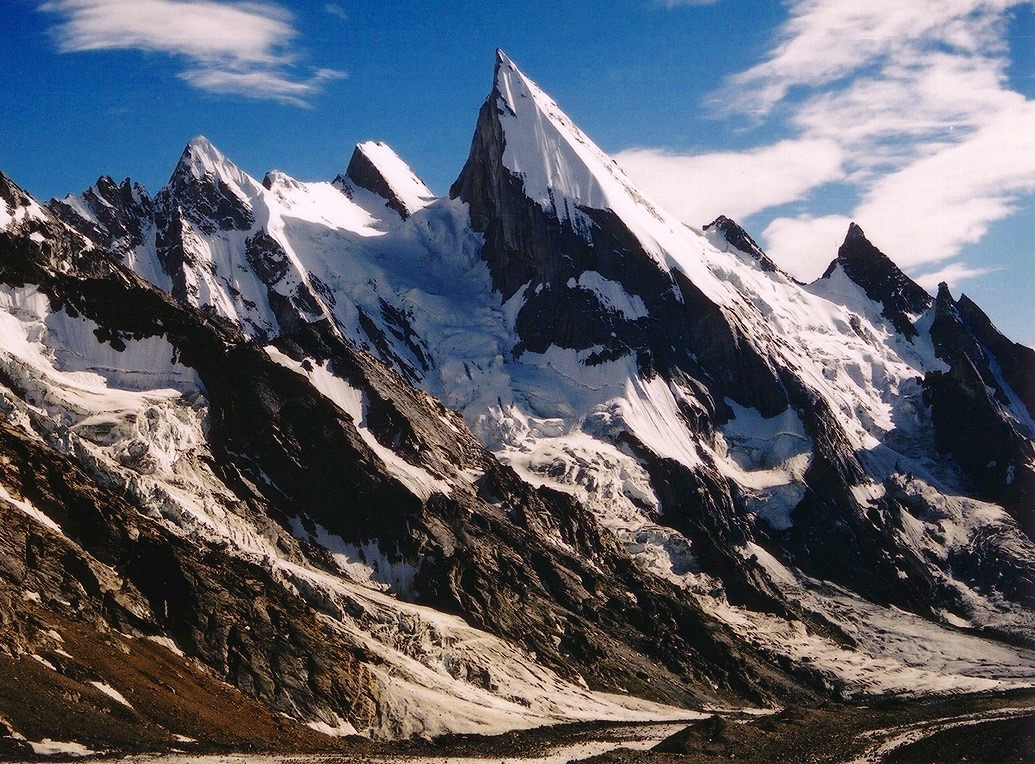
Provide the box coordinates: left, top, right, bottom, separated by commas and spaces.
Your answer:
288, 516, 417, 595
44, 309, 200, 393
144, 634, 185, 657
28, 739, 97, 757
0, 483, 63, 534
90, 681, 134, 709
0, 192, 47, 232
30, 654, 57, 671
306, 714, 359, 738
265, 349, 450, 501
727, 542, 1035, 697
566, 272, 648, 319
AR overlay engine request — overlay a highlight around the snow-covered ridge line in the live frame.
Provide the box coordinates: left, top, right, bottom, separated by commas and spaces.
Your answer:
348, 140, 437, 218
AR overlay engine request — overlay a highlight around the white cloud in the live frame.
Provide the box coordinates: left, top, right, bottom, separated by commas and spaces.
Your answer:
621, 0, 1035, 283
852, 101, 1035, 268
40, 0, 345, 106
727, 0, 1016, 115
762, 214, 853, 278
616, 139, 845, 225
914, 261, 997, 291
324, 3, 348, 21
180, 66, 346, 106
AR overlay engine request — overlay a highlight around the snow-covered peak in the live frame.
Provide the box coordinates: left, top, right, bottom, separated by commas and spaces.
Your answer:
470, 51, 744, 307
0, 171, 48, 231
160, 136, 265, 238
491, 52, 668, 230
170, 136, 262, 199
345, 141, 434, 219
703, 215, 780, 274
179, 135, 226, 173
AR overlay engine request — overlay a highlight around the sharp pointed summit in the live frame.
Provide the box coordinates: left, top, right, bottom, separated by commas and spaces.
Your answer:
343, 141, 434, 219
452, 50, 790, 415
0, 170, 46, 231
462, 50, 667, 234
169, 135, 259, 195
176, 135, 226, 174
703, 215, 779, 273
820, 222, 931, 337
160, 135, 260, 239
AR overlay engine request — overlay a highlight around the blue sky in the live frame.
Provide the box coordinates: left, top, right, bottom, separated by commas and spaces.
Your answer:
2, 0, 1033, 344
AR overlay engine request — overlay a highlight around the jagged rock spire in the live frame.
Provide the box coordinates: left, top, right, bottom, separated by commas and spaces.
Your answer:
48, 176, 153, 255
821, 223, 931, 337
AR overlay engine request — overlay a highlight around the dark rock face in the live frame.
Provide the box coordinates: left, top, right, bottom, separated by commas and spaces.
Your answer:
162, 140, 255, 235
150, 145, 257, 305
345, 143, 415, 219
0, 421, 374, 752
0, 171, 34, 213
956, 293, 1035, 421
450, 57, 788, 419
244, 229, 323, 336
925, 283, 1035, 532
49, 176, 153, 255
821, 223, 932, 337
354, 298, 432, 384
704, 215, 780, 273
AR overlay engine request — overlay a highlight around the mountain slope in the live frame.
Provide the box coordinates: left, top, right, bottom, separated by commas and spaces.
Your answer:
0, 50, 1033, 753
0, 170, 801, 749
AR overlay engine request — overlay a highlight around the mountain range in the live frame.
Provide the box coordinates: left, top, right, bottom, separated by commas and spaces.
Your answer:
0, 50, 1032, 757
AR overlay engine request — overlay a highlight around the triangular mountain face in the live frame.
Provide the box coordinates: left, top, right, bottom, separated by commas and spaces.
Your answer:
1, 52, 1034, 753
820, 223, 932, 338
340, 140, 435, 219
952, 291, 1035, 421
451, 50, 788, 415
811, 225, 1035, 523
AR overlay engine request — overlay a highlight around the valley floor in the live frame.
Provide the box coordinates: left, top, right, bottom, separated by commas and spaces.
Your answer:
4, 691, 1032, 764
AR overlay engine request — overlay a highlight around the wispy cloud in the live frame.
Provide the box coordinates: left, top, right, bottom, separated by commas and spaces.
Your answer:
761, 214, 853, 278
40, 0, 346, 106
324, 3, 348, 21
727, 1, 1014, 117
914, 261, 999, 291
621, 0, 1035, 282
618, 139, 845, 225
